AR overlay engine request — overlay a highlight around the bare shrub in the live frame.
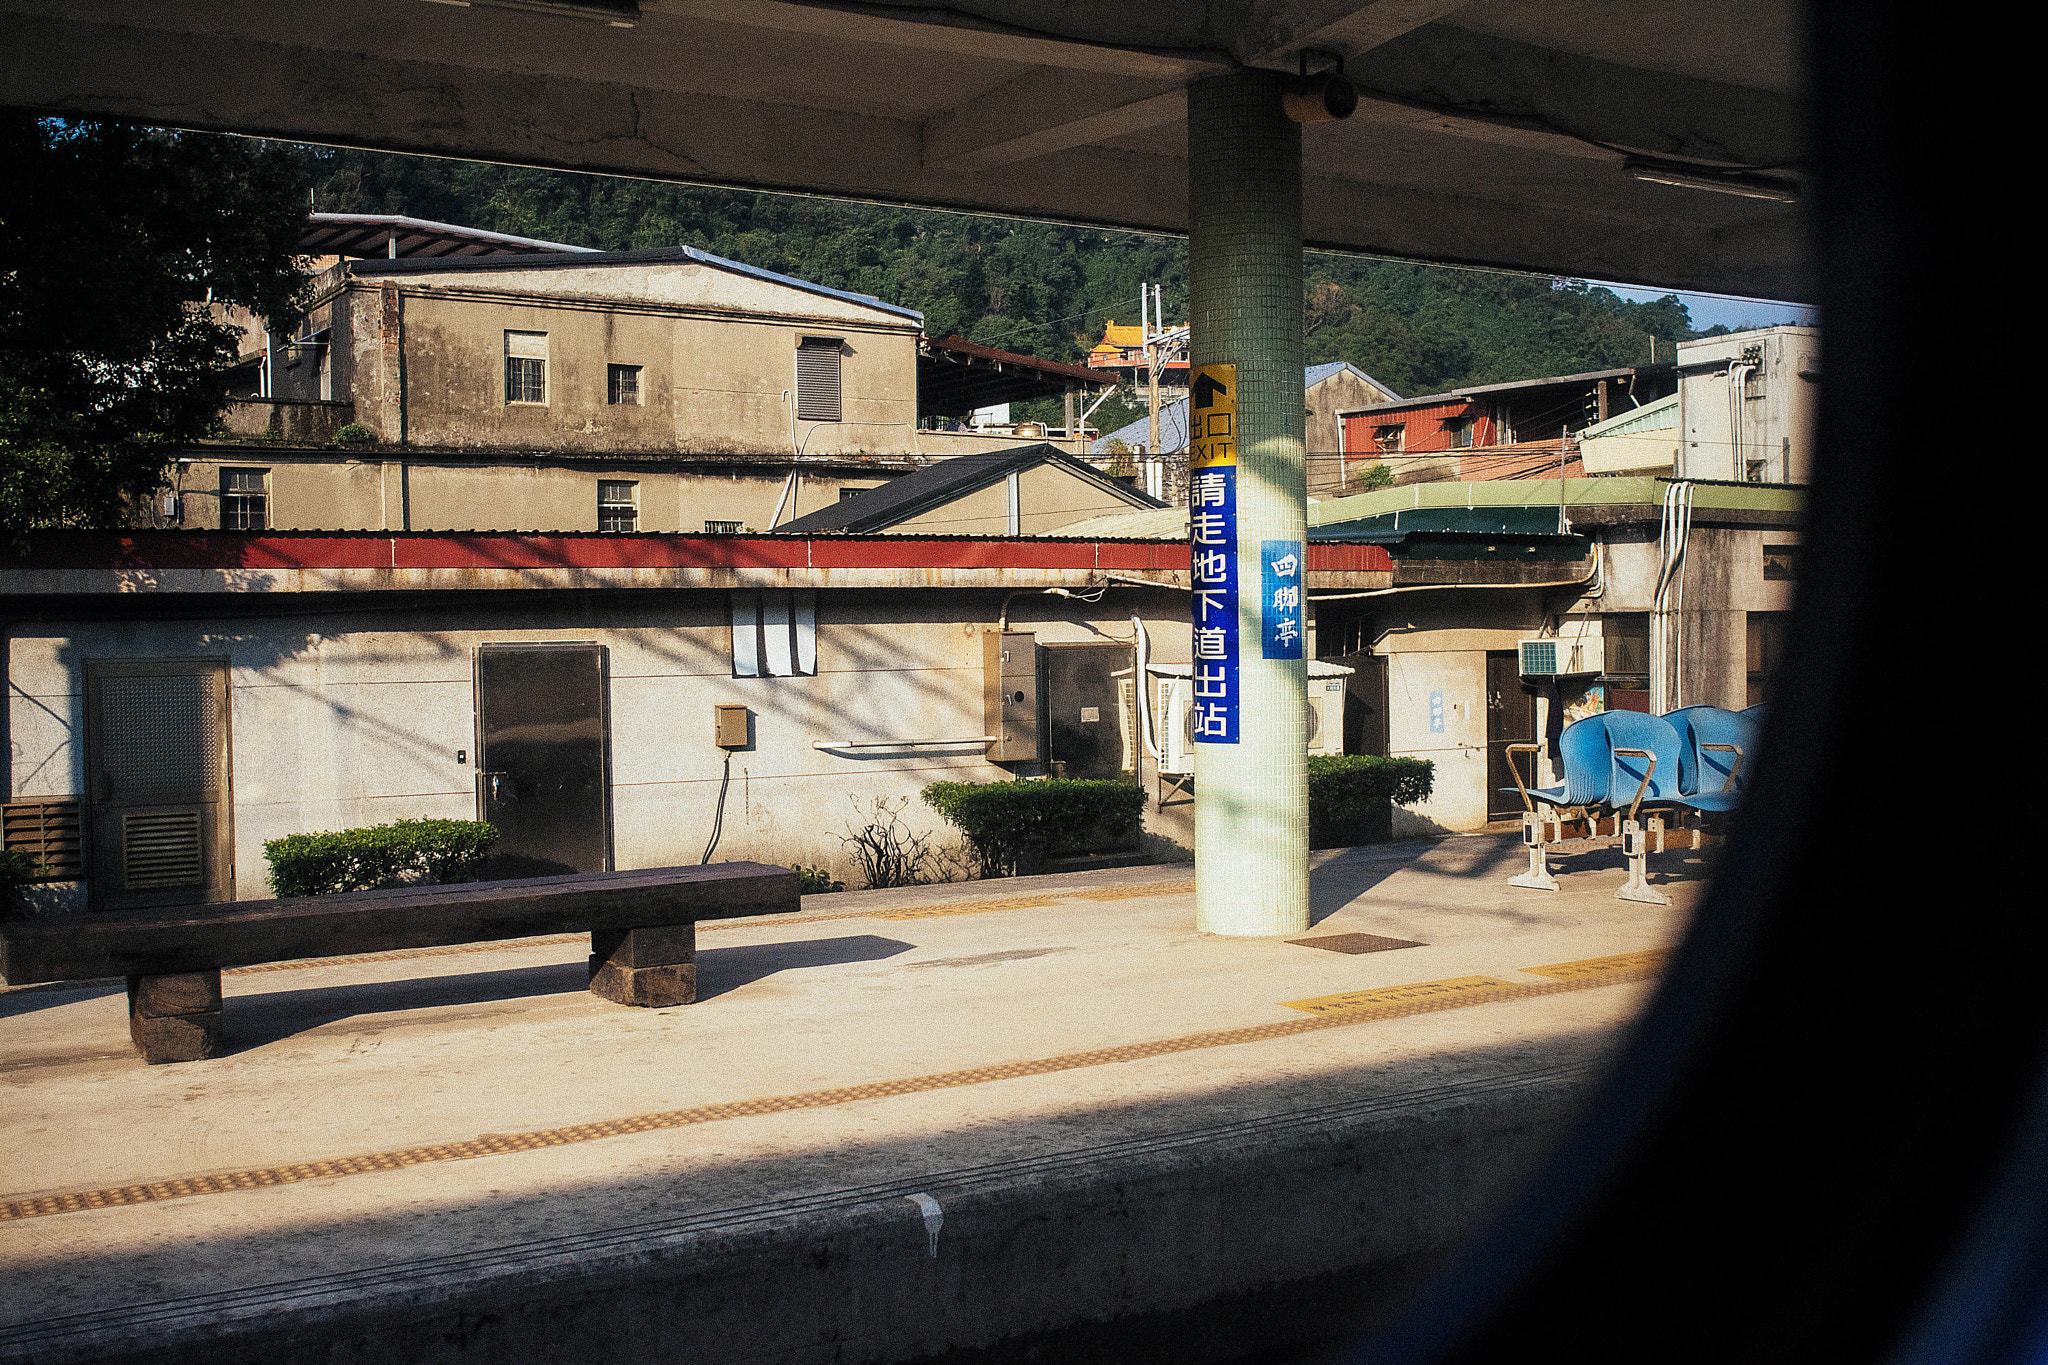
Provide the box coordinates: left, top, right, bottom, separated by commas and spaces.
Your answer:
841, 796, 945, 889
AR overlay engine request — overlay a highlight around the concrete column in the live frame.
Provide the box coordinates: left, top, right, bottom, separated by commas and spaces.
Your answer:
1188, 71, 1308, 936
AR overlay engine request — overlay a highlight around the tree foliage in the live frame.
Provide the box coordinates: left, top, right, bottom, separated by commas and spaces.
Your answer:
0, 117, 310, 530
300, 144, 1726, 419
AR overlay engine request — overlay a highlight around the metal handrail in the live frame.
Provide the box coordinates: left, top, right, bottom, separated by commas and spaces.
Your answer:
1612, 746, 1658, 821
812, 737, 996, 750
1701, 741, 1744, 793
1505, 741, 1544, 812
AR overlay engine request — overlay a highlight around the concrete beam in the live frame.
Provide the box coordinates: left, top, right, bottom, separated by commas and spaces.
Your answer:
1240, 0, 1481, 65
665, 0, 1230, 79
922, 73, 1185, 171
1346, 24, 1803, 171
0, 4, 1810, 297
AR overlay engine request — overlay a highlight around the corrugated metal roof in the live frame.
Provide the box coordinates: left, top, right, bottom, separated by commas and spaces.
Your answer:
1056, 506, 1190, 540
1337, 363, 1675, 416
774, 444, 1163, 533
302, 213, 596, 258
346, 243, 923, 322
1304, 360, 1400, 398
1580, 391, 1678, 438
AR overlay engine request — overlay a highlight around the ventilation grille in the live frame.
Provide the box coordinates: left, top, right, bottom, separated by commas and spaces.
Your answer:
2, 799, 83, 879
795, 339, 842, 422
122, 810, 203, 890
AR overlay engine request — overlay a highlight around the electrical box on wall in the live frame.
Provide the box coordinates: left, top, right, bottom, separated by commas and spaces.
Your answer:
713, 704, 749, 750
982, 631, 1040, 763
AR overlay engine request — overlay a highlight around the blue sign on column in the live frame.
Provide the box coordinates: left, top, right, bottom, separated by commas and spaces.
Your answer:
1188, 465, 1238, 744
1188, 362, 1239, 745
1260, 540, 1303, 659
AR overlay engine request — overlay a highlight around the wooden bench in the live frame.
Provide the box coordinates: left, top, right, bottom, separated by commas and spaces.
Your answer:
0, 862, 798, 1064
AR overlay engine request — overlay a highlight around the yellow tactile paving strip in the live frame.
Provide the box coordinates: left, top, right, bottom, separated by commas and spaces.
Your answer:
1520, 949, 1670, 981
0, 948, 1667, 1223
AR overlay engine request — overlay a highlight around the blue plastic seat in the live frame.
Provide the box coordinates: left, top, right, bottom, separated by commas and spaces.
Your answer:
1589, 710, 1684, 815
1663, 705, 1758, 797
1500, 712, 1611, 810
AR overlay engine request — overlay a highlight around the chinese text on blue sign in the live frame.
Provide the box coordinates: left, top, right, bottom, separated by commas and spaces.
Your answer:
1188, 363, 1238, 744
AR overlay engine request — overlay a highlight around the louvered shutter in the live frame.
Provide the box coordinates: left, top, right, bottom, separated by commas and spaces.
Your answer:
795, 339, 842, 422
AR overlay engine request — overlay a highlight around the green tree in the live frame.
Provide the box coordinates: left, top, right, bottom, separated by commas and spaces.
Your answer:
1, 118, 310, 530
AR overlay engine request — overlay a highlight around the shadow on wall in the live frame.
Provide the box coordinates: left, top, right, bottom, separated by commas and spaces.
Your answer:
28, 587, 1196, 894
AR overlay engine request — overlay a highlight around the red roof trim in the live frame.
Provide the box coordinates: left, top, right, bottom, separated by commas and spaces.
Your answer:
3, 531, 1391, 575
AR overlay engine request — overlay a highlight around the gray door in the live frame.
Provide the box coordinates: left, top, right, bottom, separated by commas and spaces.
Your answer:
1486, 650, 1537, 819
1043, 643, 1136, 781
84, 658, 233, 911
475, 644, 611, 879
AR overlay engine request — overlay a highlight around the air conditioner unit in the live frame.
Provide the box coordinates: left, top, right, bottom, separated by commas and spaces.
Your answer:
1152, 662, 1354, 777
1518, 636, 1603, 677
1307, 674, 1346, 757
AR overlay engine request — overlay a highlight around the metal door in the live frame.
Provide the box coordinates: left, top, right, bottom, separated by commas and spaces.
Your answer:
475, 644, 611, 879
1328, 650, 1389, 758
1043, 643, 1136, 781
1486, 650, 1537, 819
84, 658, 233, 911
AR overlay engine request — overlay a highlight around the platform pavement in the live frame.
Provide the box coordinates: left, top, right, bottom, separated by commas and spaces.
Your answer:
0, 833, 1707, 1364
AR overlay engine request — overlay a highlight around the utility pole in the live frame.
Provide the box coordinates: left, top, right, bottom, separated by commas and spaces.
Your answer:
1146, 282, 1162, 465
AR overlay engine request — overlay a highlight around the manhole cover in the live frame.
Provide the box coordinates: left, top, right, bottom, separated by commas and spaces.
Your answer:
1286, 933, 1425, 955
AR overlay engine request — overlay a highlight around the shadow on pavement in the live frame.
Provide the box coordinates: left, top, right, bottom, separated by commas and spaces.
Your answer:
695, 934, 916, 1001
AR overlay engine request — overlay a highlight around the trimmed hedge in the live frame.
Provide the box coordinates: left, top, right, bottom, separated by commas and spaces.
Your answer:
922, 779, 1147, 877
262, 819, 499, 898
1307, 755, 1435, 849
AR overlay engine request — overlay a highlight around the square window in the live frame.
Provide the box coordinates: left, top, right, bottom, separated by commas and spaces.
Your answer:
505, 332, 548, 404
598, 480, 638, 533
221, 468, 268, 531
1373, 424, 1404, 454
1447, 416, 1475, 449
608, 364, 641, 405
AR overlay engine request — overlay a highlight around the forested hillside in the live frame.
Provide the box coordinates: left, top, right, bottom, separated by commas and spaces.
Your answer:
302, 146, 1724, 402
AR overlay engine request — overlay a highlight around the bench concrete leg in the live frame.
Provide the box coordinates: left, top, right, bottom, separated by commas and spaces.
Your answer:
127, 970, 223, 1064
589, 925, 696, 1008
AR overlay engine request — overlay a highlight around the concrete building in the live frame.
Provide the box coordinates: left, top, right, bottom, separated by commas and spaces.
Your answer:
0, 530, 1396, 911
1675, 325, 1820, 483
1063, 474, 1801, 835
177, 223, 1112, 536
1337, 364, 1678, 487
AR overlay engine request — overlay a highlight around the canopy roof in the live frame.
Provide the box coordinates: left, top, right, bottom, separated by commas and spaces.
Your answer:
12, 1, 1809, 300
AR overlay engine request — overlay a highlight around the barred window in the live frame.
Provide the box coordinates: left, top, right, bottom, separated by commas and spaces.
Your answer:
598, 480, 638, 533
221, 468, 268, 531
607, 363, 641, 405
505, 331, 548, 404
704, 520, 743, 535
795, 337, 842, 422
